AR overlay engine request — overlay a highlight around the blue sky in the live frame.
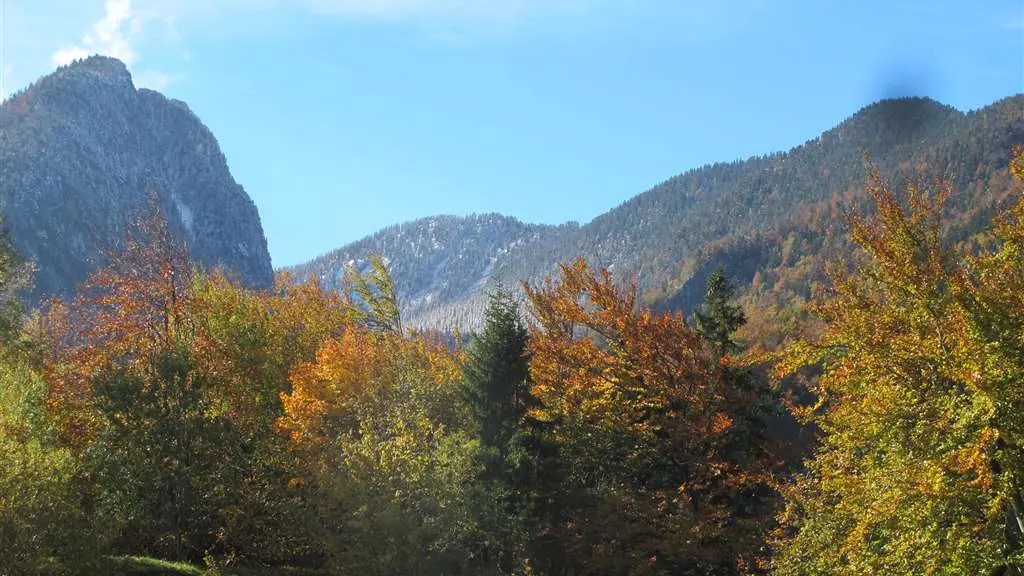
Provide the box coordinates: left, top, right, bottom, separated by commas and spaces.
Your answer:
2, 0, 1022, 267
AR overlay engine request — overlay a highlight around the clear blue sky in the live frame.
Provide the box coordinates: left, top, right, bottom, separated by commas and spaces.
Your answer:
3, 0, 1022, 267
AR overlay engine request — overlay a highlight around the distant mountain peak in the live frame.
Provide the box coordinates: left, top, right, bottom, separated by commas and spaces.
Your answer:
66, 54, 131, 75
838, 96, 962, 138
52, 55, 135, 89
0, 60, 274, 302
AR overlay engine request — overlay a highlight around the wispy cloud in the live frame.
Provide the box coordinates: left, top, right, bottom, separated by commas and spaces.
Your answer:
52, 0, 139, 66
50, 0, 182, 92
33, 0, 621, 96
134, 0, 613, 36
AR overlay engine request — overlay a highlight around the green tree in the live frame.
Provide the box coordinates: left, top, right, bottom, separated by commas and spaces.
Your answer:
695, 266, 747, 358
345, 254, 403, 335
461, 287, 532, 464
0, 354, 104, 575
0, 227, 103, 575
88, 345, 228, 562
0, 222, 31, 349
460, 287, 553, 573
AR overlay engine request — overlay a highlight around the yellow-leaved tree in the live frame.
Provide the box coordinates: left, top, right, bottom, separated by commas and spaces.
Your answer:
278, 256, 504, 575
772, 150, 1024, 575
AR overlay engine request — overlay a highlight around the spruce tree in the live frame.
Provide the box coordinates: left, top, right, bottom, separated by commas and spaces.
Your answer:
694, 266, 746, 357
461, 287, 558, 573
461, 286, 532, 460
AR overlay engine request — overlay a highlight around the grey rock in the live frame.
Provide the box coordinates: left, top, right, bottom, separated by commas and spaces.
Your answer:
0, 55, 273, 303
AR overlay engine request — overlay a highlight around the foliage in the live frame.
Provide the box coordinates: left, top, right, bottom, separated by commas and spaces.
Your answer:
459, 287, 549, 572
0, 221, 31, 348
344, 255, 403, 334
10, 127, 1024, 576
39, 198, 194, 453
0, 352, 105, 575
461, 287, 533, 459
696, 267, 748, 357
525, 258, 774, 575
88, 346, 228, 562
278, 263, 503, 574
36, 207, 338, 567
771, 152, 1024, 574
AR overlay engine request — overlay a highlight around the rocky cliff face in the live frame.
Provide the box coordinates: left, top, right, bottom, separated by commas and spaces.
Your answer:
0, 56, 273, 302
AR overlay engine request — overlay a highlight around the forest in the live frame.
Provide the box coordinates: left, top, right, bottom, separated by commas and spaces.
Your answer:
2, 149, 1024, 576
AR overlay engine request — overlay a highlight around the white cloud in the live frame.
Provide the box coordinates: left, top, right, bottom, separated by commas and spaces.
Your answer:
52, 0, 139, 66
49, 0, 182, 92
33, 0, 619, 97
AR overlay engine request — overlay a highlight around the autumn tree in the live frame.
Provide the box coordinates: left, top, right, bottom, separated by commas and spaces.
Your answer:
525, 258, 773, 575
41, 195, 193, 452
187, 271, 349, 565
0, 234, 104, 574
36, 197, 334, 566
772, 154, 1024, 575
36, 199, 229, 562
278, 259, 502, 575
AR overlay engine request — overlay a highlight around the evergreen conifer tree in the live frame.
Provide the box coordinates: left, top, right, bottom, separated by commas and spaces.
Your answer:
695, 266, 747, 357
461, 286, 532, 461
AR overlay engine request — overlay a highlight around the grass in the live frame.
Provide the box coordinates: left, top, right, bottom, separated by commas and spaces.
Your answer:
101, 556, 329, 576
103, 556, 205, 575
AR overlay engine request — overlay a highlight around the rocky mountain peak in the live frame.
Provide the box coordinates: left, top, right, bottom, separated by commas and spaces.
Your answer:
0, 57, 274, 302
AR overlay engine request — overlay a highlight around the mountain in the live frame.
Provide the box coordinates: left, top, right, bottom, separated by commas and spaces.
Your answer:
0, 56, 273, 302
290, 94, 1023, 335
288, 213, 579, 329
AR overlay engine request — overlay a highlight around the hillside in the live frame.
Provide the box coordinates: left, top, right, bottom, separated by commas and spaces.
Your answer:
290, 94, 1024, 333
0, 56, 274, 301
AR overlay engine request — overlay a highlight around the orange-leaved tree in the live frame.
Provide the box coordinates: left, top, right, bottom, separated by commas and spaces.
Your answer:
277, 257, 501, 575
39, 194, 192, 452
525, 257, 774, 575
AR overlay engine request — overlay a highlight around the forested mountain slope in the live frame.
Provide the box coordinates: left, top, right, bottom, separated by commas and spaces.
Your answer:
291, 95, 1023, 334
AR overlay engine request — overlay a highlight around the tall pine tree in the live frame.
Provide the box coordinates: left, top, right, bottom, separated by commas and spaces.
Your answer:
460, 287, 561, 574
695, 266, 747, 358
461, 286, 532, 462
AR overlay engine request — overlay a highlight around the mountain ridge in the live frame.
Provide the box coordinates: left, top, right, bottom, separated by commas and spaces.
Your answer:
289, 94, 1023, 333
